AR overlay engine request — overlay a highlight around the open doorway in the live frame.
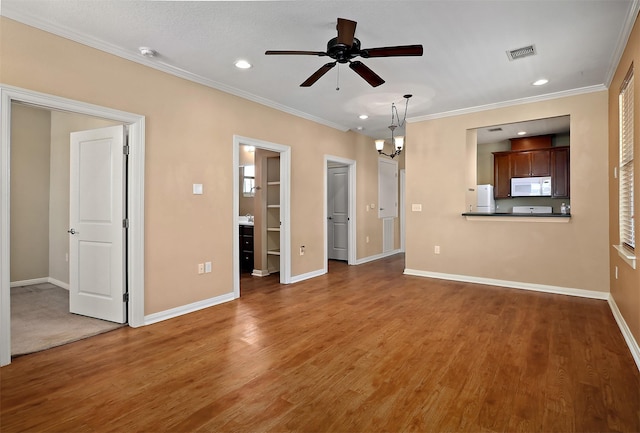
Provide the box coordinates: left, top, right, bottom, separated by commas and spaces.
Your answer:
9, 104, 126, 356
325, 155, 356, 271
232, 135, 291, 298
0, 85, 145, 366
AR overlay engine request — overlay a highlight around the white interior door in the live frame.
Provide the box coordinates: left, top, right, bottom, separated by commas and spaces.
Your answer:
69, 125, 126, 323
328, 166, 349, 261
378, 158, 398, 219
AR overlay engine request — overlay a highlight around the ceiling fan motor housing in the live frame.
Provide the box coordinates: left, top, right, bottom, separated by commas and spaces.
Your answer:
327, 37, 361, 63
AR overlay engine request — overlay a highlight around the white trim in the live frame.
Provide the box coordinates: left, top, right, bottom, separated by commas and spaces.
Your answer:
144, 293, 235, 326
403, 269, 609, 300
613, 244, 637, 269
0, 84, 145, 366
10, 278, 48, 288
400, 169, 406, 253
324, 155, 357, 270
608, 295, 640, 372
289, 268, 326, 284
251, 269, 270, 277
1, 5, 349, 134
354, 249, 403, 266
604, 0, 640, 86
48, 278, 70, 291
233, 135, 291, 300
408, 85, 607, 123
10, 277, 70, 290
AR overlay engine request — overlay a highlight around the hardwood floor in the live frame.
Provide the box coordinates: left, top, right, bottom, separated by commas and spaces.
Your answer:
1, 254, 638, 432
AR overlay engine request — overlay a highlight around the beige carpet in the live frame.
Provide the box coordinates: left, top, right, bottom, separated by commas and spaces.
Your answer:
11, 283, 125, 356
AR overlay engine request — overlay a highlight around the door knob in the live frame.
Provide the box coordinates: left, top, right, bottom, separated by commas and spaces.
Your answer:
327, 216, 333, 220
67, 228, 79, 235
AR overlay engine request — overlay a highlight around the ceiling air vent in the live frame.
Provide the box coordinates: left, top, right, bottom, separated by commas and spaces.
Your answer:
506, 45, 536, 61
488, 127, 503, 132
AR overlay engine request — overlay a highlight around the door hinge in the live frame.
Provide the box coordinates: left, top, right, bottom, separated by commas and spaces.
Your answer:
123, 218, 129, 229
123, 144, 130, 155
123, 293, 129, 302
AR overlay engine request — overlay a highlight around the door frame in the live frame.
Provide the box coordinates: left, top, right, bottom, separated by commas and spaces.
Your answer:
232, 135, 291, 298
324, 155, 356, 269
400, 168, 406, 253
0, 84, 146, 366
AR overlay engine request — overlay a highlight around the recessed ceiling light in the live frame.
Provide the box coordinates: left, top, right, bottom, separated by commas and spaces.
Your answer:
138, 47, 157, 58
532, 78, 549, 86
235, 60, 252, 69
359, 114, 369, 120
517, 131, 527, 136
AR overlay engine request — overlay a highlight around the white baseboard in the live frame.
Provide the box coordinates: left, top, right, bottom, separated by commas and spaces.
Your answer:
10, 277, 49, 287
355, 249, 402, 265
48, 278, 69, 291
10, 277, 69, 290
608, 296, 640, 372
290, 268, 326, 284
403, 268, 609, 300
144, 292, 235, 326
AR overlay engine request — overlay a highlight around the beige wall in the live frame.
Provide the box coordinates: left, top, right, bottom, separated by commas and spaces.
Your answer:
608, 17, 640, 344
1, 18, 391, 315
10, 103, 51, 281
406, 90, 609, 292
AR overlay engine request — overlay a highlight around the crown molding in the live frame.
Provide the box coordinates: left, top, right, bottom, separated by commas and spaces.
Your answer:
0, 8, 351, 133
407, 84, 608, 123
604, 0, 640, 87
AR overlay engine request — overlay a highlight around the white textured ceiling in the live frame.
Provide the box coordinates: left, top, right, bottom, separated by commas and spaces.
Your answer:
2, 0, 637, 140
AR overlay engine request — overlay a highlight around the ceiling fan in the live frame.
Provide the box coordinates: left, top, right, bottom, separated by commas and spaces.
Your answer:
265, 18, 423, 87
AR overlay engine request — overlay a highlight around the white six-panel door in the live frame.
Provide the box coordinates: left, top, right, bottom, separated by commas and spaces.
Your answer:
69, 125, 126, 323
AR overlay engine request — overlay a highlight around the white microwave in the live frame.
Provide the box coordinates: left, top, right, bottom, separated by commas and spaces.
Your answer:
511, 176, 552, 197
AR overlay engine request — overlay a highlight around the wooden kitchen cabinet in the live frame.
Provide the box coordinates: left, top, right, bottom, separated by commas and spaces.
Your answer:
511, 150, 551, 177
493, 152, 512, 198
551, 147, 570, 198
493, 147, 566, 199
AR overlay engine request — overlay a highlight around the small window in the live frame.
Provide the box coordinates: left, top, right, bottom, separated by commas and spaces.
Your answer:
619, 65, 635, 253
242, 165, 255, 197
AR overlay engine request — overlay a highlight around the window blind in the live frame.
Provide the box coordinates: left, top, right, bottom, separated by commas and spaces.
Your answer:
619, 64, 635, 251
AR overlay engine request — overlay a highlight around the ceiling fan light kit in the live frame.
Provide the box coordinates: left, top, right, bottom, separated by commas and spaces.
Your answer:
376, 94, 412, 159
265, 18, 423, 88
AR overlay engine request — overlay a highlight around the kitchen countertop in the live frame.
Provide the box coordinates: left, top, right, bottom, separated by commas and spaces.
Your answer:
462, 212, 571, 217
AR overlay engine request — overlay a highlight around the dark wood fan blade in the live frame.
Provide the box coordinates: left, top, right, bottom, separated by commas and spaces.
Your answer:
300, 62, 336, 87
349, 61, 385, 87
265, 50, 327, 56
337, 18, 357, 46
360, 45, 424, 58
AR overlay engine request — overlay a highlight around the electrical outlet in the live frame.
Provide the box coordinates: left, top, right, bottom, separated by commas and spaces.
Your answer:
434, 245, 440, 254
205, 262, 212, 273
615, 266, 618, 279
366, 236, 370, 243
300, 246, 305, 256
198, 263, 204, 274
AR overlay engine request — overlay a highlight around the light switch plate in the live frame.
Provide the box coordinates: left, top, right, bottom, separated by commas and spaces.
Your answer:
193, 183, 203, 195
412, 204, 422, 212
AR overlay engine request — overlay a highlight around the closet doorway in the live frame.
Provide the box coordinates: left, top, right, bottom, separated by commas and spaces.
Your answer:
232, 136, 291, 298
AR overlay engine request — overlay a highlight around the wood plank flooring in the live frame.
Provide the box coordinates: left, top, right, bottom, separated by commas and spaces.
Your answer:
1, 254, 639, 432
